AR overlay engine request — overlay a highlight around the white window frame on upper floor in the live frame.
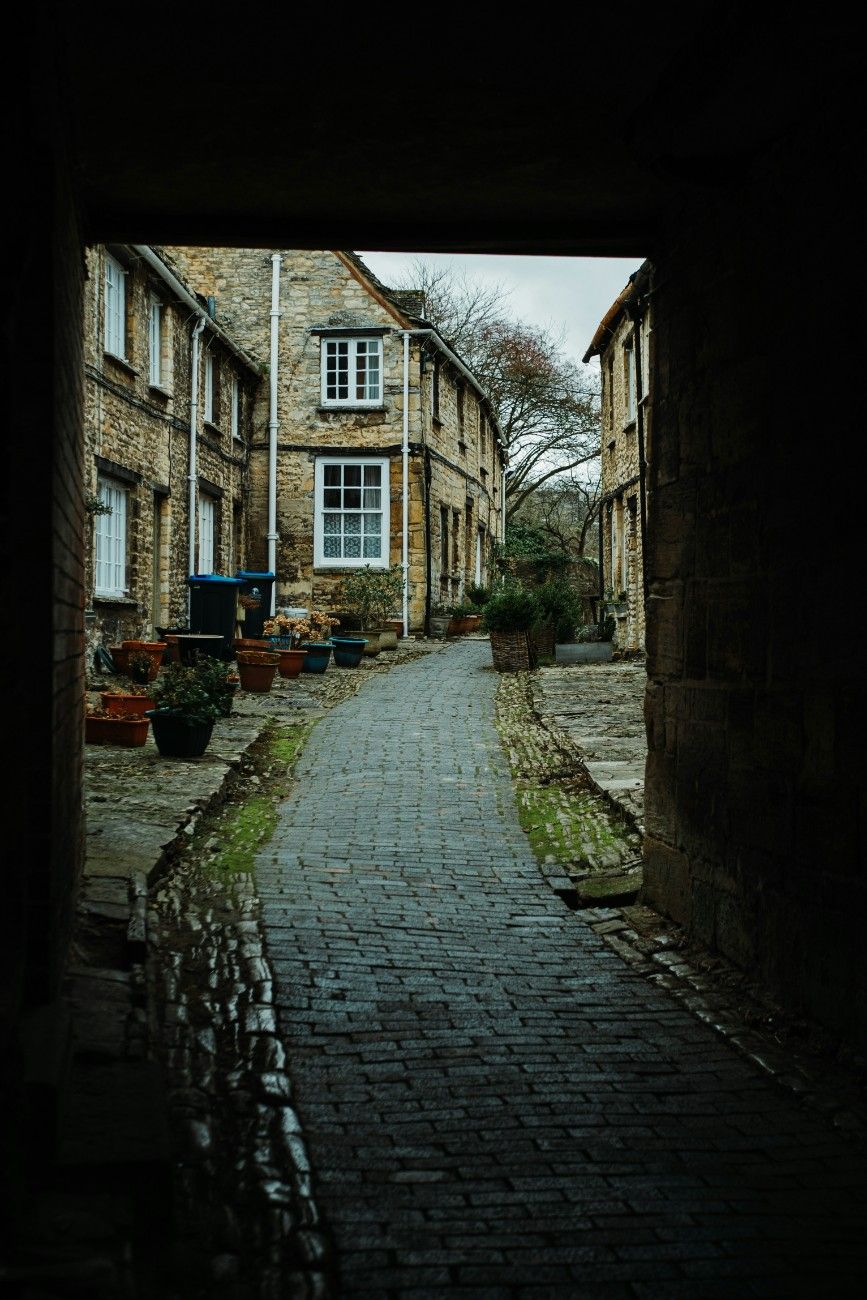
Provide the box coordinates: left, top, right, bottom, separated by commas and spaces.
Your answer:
624, 336, 637, 425
104, 253, 127, 360
148, 296, 162, 387
94, 476, 128, 597
204, 352, 215, 424
230, 377, 240, 439
320, 336, 383, 407
313, 456, 390, 568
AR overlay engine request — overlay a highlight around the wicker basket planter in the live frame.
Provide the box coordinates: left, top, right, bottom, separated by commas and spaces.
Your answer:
489, 630, 535, 673
529, 622, 556, 661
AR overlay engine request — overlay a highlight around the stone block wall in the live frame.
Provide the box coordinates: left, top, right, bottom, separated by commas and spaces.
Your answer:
643, 95, 866, 1045
83, 247, 258, 656
598, 300, 649, 651
166, 248, 504, 629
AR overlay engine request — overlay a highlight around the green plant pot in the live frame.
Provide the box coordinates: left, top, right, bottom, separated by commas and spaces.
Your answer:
331, 636, 367, 668
144, 709, 214, 757
301, 642, 332, 673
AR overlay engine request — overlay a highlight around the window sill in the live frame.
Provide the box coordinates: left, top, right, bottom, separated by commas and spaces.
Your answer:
317, 405, 386, 415
313, 562, 388, 572
607, 439, 616, 450
623, 419, 637, 433
149, 384, 172, 399
203, 420, 222, 435
104, 353, 138, 377
93, 593, 137, 606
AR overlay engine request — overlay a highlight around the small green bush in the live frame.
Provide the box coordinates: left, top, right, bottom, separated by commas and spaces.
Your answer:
152, 658, 233, 724
534, 578, 581, 643
481, 582, 541, 633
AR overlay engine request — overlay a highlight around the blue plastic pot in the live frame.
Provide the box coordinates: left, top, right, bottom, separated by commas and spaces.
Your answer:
301, 641, 332, 673
331, 636, 367, 668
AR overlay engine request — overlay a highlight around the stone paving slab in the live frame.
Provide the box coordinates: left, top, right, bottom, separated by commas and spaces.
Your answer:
258, 641, 867, 1296
532, 661, 647, 830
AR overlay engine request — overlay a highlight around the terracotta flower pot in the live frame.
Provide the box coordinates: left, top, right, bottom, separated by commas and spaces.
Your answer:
234, 637, 270, 656
236, 650, 279, 692
100, 691, 155, 718
276, 648, 307, 679
358, 630, 381, 657
377, 627, 399, 651
120, 641, 167, 680
85, 714, 150, 746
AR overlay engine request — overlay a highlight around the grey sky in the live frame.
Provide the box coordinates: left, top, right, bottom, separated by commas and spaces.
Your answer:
357, 252, 643, 367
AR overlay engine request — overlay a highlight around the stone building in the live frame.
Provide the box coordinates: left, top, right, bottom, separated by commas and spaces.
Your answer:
8, 14, 866, 1202
583, 262, 652, 652
163, 248, 506, 632
83, 245, 262, 651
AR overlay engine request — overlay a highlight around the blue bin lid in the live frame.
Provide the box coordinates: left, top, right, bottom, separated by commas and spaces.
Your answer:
236, 570, 275, 580
186, 574, 244, 584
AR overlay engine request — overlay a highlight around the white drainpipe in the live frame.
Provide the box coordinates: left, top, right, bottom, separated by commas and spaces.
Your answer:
502, 466, 508, 542
188, 316, 207, 619
401, 331, 410, 637
267, 253, 282, 614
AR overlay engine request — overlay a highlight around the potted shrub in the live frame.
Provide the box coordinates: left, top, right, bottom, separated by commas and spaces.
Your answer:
467, 583, 490, 609
236, 649, 280, 692
556, 614, 616, 663
340, 565, 404, 654
481, 581, 541, 672
533, 579, 581, 661
428, 603, 452, 639
144, 658, 231, 757
447, 601, 477, 636
122, 640, 167, 680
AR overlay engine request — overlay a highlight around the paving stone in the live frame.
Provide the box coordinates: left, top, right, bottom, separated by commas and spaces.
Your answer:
252, 641, 867, 1295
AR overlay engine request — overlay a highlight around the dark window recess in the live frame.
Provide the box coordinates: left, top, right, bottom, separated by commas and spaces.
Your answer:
440, 505, 449, 572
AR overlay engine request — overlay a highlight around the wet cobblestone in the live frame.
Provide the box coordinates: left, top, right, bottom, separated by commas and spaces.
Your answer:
143, 640, 446, 1297
255, 640, 867, 1296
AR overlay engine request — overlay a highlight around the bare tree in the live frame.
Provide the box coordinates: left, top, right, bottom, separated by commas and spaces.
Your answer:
510, 469, 602, 559
393, 262, 601, 521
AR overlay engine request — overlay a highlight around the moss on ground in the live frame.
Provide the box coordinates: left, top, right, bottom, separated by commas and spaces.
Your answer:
495, 672, 642, 876
194, 720, 314, 879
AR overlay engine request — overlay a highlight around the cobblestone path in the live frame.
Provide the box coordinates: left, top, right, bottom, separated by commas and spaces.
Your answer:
258, 642, 867, 1298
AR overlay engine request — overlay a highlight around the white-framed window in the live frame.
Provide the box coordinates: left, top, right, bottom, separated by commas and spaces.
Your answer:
149, 297, 162, 386
198, 494, 215, 574
230, 377, 240, 439
321, 336, 383, 406
94, 477, 128, 596
624, 336, 637, 424
104, 254, 127, 359
204, 353, 215, 423
314, 457, 390, 567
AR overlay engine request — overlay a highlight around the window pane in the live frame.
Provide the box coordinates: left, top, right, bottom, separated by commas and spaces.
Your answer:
324, 465, 341, 486
323, 513, 340, 535
363, 535, 381, 558
344, 536, 361, 558
363, 513, 381, 535
363, 465, 381, 486
344, 515, 361, 535
343, 489, 361, 508
323, 489, 341, 508
344, 466, 361, 486
362, 488, 381, 508
323, 536, 341, 558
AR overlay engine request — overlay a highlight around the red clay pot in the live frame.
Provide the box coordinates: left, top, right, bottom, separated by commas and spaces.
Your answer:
85, 714, 150, 746
236, 650, 279, 692
276, 648, 308, 679
100, 692, 155, 718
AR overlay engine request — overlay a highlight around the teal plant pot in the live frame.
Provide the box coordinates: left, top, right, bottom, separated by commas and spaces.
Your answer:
331, 636, 367, 668
301, 641, 332, 673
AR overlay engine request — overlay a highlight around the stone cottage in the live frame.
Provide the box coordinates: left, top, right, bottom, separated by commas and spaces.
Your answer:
83, 245, 262, 652
163, 248, 506, 632
583, 262, 653, 652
